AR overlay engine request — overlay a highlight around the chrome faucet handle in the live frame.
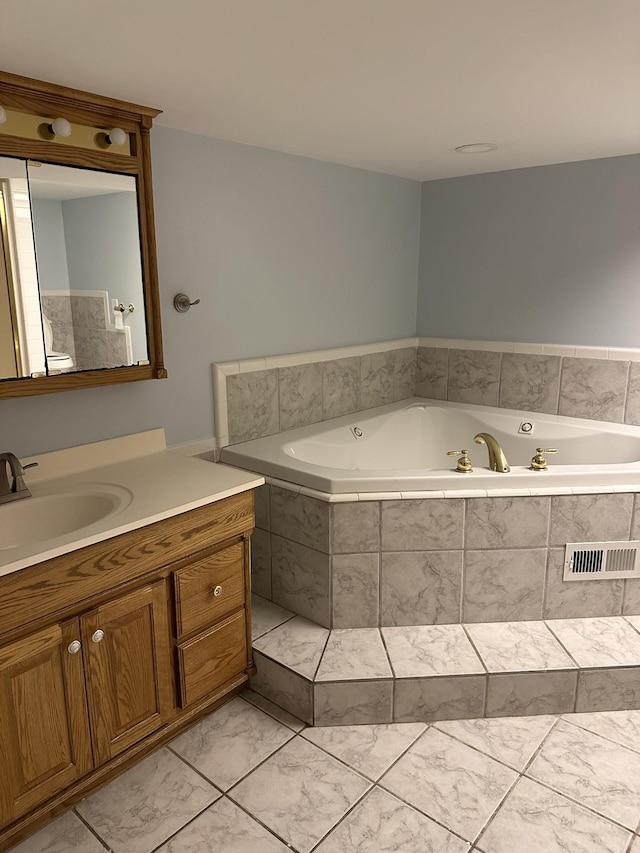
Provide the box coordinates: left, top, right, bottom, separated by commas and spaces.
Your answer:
529, 448, 558, 471
447, 449, 473, 473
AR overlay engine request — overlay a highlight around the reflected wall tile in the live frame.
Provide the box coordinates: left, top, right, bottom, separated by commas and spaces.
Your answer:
227, 368, 279, 443
254, 484, 270, 530
51, 324, 76, 359
360, 351, 394, 409
498, 353, 561, 414
70, 294, 107, 330
271, 534, 331, 627
270, 487, 330, 552
332, 553, 379, 628
322, 356, 361, 419
415, 346, 448, 400
543, 547, 624, 619
394, 675, 486, 722
558, 357, 629, 422
380, 550, 462, 626
107, 329, 129, 365
41, 293, 72, 326
575, 668, 640, 712
485, 671, 577, 717
463, 549, 547, 622
625, 362, 640, 426
332, 501, 379, 553
251, 650, 313, 724
73, 328, 108, 364
279, 363, 323, 430
393, 347, 417, 401
447, 349, 501, 406
381, 499, 464, 551
250, 528, 271, 599
314, 680, 393, 725
465, 496, 550, 549
549, 493, 633, 546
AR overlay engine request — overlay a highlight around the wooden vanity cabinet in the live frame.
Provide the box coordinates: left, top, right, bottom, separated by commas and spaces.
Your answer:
0, 490, 255, 852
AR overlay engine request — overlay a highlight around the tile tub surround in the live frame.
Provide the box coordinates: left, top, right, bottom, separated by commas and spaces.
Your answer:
249, 597, 640, 726
252, 485, 640, 628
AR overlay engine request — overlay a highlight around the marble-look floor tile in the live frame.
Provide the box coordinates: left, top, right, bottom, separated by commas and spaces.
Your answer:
476, 776, 631, 853
251, 594, 294, 640
379, 727, 517, 841
382, 624, 484, 677
527, 719, 640, 830
394, 675, 486, 723
315, 786, 470, 853
546, 616, 640, 667
575, 667, 640, 713
253, 615, 329, 678
565, 709, 640, 753
301, 722, 426, 780
435, 715, 556, 771
626, 614, 640, 632
157, 796, 290, 852
465, 621, 575, 672
240, 687, 306, 731
316, 629, 391, 681
229, 736, 370, 853
169, 696, 295, 791
7, 811, 105, 853
485, 671, 577, 717
76, 747, 219, 853
315, 680, 393, 726
251, 650, 313, 724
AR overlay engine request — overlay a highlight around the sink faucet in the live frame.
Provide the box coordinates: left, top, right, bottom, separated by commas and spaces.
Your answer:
474, 433, 510, 473
0, 452, 38, 504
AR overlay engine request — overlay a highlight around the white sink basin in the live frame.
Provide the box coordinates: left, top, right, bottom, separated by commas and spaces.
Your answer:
0, 483, 133, 550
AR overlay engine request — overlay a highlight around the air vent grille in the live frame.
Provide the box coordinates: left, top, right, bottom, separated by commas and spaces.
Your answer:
564, 541, 640, 581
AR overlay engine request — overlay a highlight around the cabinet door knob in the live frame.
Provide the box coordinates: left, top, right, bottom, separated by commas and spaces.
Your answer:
67, 640, 82, 654
92, 629, 105, 643
213, 585, 223, 597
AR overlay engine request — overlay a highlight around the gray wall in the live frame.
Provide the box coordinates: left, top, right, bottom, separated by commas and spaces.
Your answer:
30, 199, 71, 293
417, 154, 640, 347
0, 126, 421, 456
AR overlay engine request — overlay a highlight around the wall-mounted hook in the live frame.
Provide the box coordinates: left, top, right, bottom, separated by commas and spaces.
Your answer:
174, 293, 201, 313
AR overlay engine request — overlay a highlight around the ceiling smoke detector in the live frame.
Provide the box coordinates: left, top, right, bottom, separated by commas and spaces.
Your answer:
454, 143, 498, 154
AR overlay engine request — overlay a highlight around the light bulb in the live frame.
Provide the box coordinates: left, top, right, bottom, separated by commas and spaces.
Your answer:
50, 117, 72, 138
106, 127, 127, 146
0, 106, 6, 125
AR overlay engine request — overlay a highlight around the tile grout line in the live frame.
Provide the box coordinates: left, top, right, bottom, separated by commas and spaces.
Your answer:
71, 808, 112, 851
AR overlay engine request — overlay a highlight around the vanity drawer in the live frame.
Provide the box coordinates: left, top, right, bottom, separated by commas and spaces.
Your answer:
174, 541, 245, 637
177, 610, 247, 707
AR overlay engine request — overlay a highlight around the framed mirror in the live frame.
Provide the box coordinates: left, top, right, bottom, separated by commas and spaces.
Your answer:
0, 71, 166, 399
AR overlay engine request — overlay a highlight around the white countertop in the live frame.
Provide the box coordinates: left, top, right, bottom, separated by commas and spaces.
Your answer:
0, 439, 263, 579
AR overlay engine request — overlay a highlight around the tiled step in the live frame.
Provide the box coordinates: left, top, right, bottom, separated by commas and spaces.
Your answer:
250, 595, 640, 726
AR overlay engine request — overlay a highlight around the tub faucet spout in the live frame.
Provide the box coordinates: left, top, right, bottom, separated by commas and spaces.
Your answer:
474, 433, 510, 473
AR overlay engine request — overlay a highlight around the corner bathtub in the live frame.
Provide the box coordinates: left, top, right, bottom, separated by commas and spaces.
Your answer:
220, 398, 640, 495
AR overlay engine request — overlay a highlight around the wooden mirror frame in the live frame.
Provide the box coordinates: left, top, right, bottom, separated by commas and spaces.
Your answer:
0, 70, 166, 399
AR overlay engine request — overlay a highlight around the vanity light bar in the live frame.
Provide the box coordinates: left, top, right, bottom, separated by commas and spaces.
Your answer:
0, 107, 131, 156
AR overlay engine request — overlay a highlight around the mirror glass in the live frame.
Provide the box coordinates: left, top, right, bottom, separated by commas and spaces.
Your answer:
0, 155, 148, 381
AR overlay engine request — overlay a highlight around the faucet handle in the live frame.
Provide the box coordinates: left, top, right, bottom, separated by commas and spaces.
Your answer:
530, 448, 558, 471
23, 462, 39, 471
447, 449, 473, 473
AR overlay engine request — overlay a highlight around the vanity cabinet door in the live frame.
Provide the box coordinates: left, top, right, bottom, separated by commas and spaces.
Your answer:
81, 581, 174, 766
0, 619, 93, 827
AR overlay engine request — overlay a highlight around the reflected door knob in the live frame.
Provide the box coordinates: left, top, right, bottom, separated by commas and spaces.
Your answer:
67, 640, 82, 654
91, 629, 105, 643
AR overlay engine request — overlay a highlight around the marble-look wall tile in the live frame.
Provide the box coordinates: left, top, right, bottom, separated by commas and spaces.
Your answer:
41, 292, 73, 326
415, 346, 448, 400
314, 680, 393, 725
251, 651, 313, 725
332, 554, 379, 628
271, 535, 331, 627
322, 357, 361, 420
625, 362, 640, 426
393, 347, 417, 401
360, 351, 394, 409
543, 548, 624, 619
485, 671, 577, 717
381, 499, 464, 551
279, 363, 323, 430
74, 328, 108, 363
270, 487, 330, 552
575, 668, 640, 713
250, 528, 271, 599
254, 484, 270, 530
498, 353, 561, 414
558, 357, 629, 422
623, 577, 640, 616
332, 502, 379, 553
380, 550, 462, 626
227, 369, 279, 443
465, 497, 550, 549
107, 329, 129, 366
549, 493, 633, 546
394, 675, 486, 723
447, 349, 501, 406
70, 294, 107, 329
463, 549, 547, 622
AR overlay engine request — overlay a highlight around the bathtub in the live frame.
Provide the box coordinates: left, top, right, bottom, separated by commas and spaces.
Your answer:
220, 398, 640, 495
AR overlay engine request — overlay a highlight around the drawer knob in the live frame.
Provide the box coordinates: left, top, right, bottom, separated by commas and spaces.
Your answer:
92, 629, 105, 643
213, 585, 223, 597
67, 640, 82, 654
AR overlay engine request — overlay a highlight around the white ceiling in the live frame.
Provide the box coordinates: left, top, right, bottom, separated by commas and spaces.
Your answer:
2, 1, 639, 180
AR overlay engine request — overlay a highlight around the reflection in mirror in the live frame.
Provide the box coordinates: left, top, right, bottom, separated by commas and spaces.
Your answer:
27, 162, 148, 376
